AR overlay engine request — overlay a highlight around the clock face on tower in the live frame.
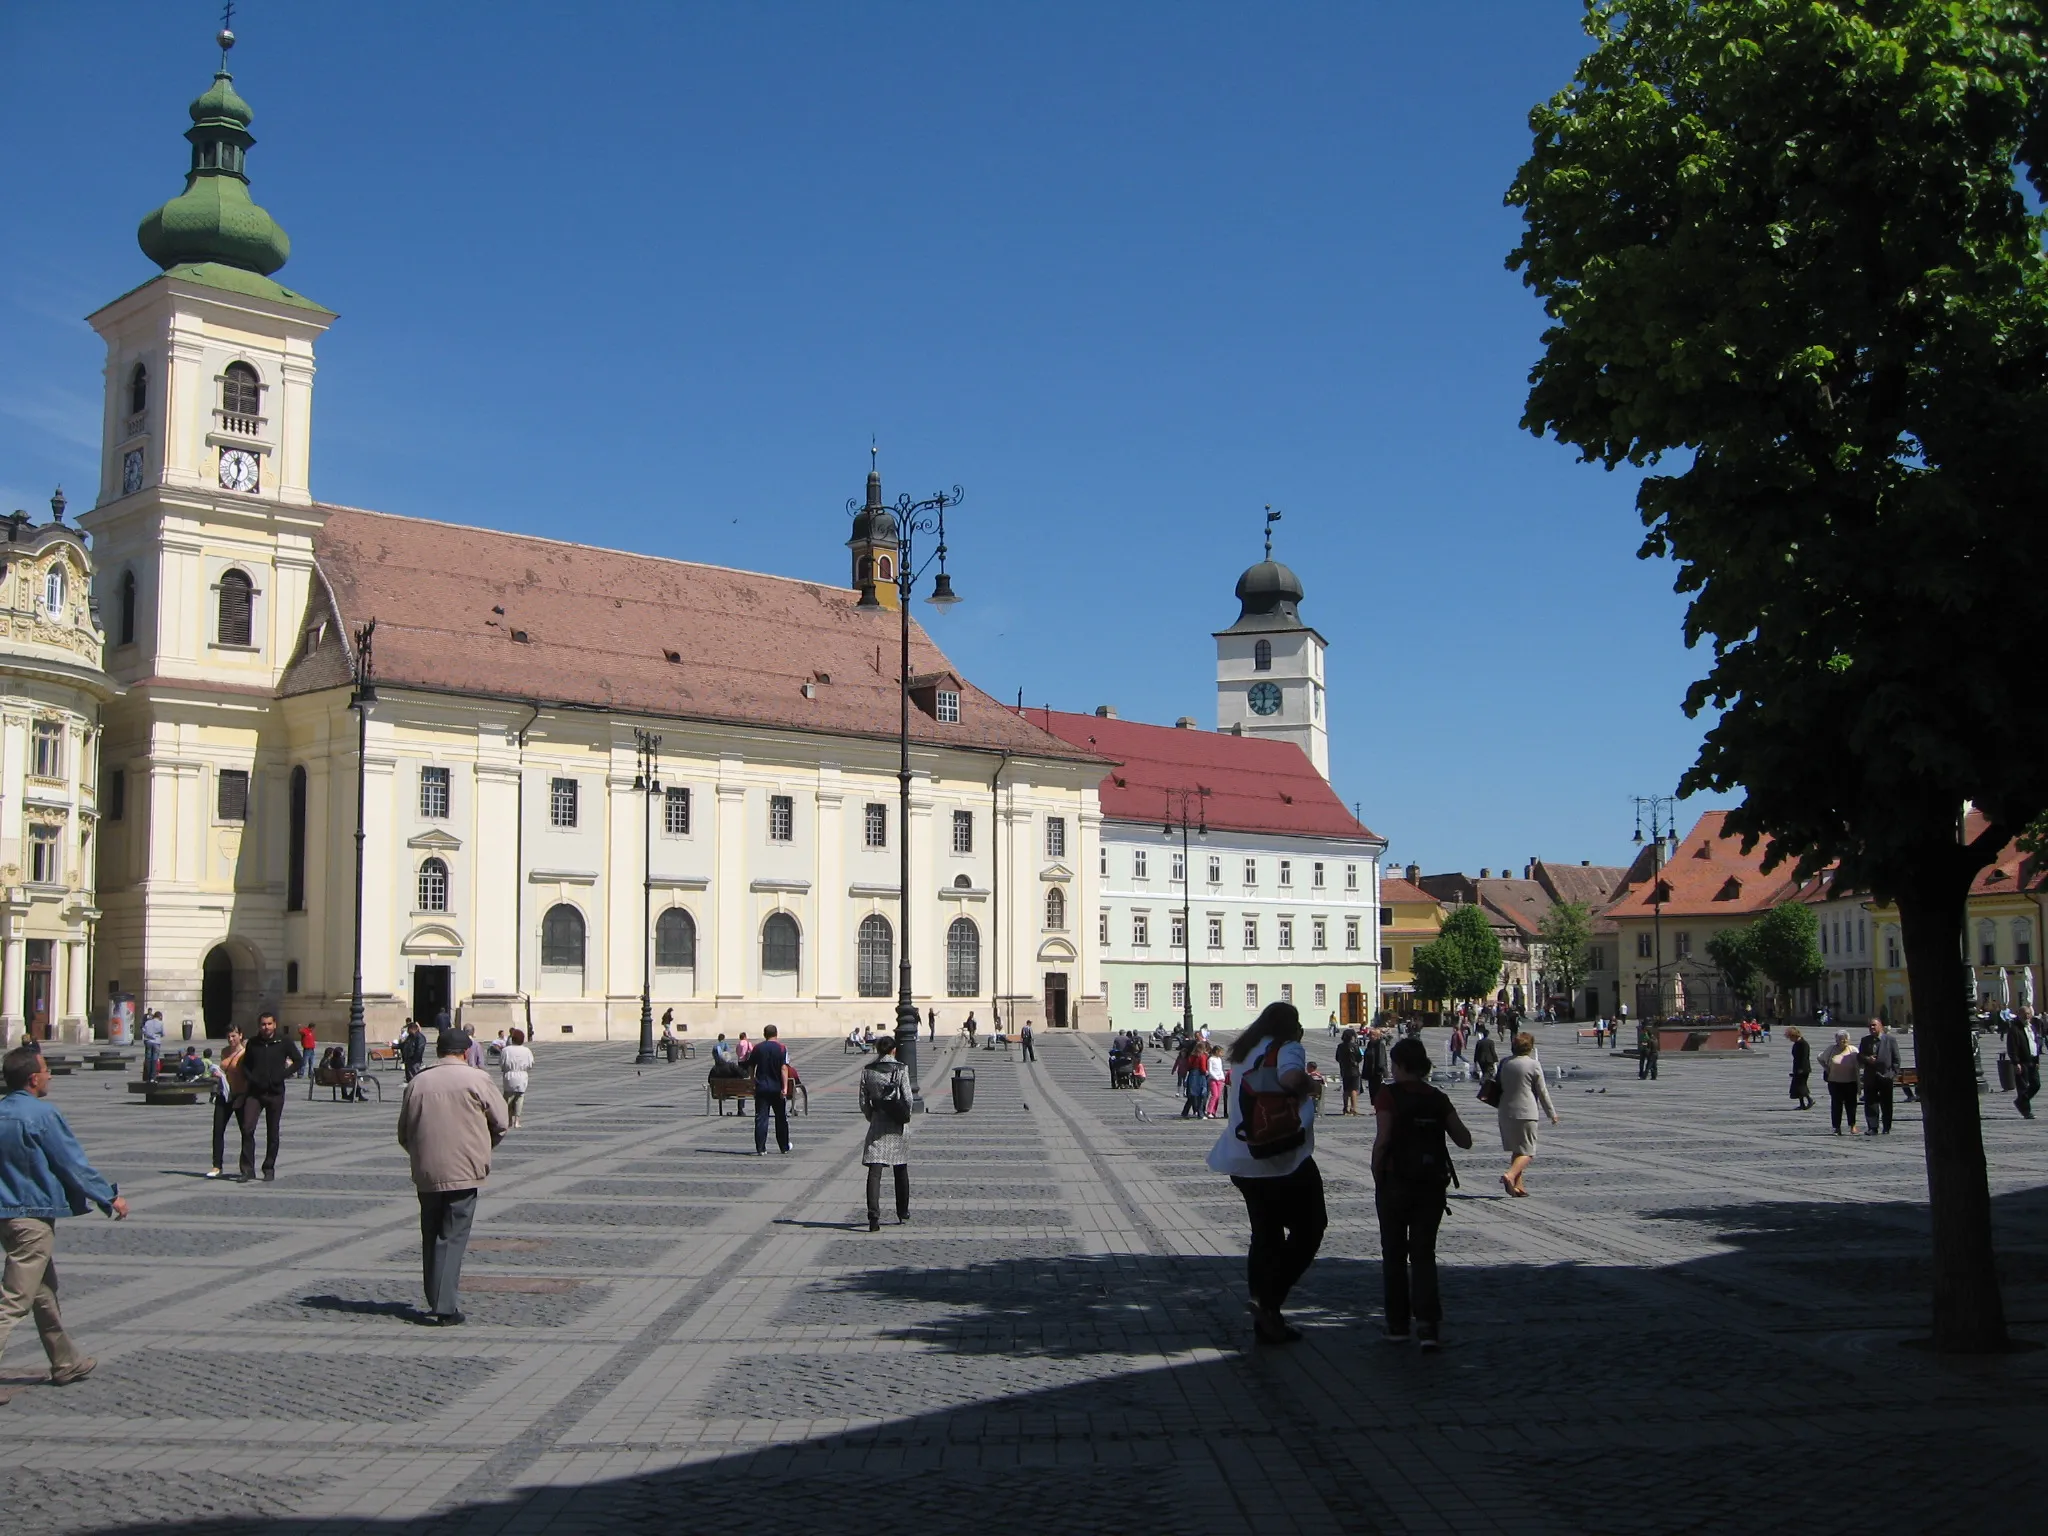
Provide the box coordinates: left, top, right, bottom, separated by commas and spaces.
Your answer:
1248, 681, 1283, 717
218, 449, 259, 494
122, 449, 144, 496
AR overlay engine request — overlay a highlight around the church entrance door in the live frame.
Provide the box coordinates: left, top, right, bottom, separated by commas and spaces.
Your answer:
201, 945, 233, 1038
1043, 971, 1068, 1029
412, 965, 453, 1030
25, 940, 53, 1041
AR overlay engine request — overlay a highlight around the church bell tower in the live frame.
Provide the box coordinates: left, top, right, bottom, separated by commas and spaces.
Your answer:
1214, 512, 1330, 778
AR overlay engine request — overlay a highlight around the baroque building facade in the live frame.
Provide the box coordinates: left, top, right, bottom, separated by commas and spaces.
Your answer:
80, 43, 1103, 1042
0, 499, 114, 1045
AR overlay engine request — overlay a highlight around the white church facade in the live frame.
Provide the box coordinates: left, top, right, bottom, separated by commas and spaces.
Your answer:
75, 42, 1107, 1043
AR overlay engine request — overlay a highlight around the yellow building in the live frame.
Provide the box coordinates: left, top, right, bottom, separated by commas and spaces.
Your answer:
1376, 867, 1446, 1016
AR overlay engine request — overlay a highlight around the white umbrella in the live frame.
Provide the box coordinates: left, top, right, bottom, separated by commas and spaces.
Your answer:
1967, 965, 1979, 1010
2024, 967, 2037, 1011
1999, 967, 2014, 1009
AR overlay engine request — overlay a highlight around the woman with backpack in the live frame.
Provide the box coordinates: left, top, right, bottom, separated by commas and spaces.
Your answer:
1372, 1037, 1474, 1349
1495, 1031, 1559, 1197
1207, 1002, 1325, 1345
857, 1035, 913, 1231
1181, 1043, 1211, 1119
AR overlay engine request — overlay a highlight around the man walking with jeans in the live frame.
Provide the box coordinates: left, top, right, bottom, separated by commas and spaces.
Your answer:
139, 1009, 164, 1083
397, 1029, 508, 1327
752, 1024, 793, 1155
236, 1013, 301, 1182
1861, 1017, 1902, 1134
0, 1045, 129, 1385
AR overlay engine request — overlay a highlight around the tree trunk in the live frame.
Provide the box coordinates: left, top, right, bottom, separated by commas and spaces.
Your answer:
1895, 868, 2009, 1353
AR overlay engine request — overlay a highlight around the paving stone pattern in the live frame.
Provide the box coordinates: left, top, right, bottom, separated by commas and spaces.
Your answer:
4, 1029, 2045, 1534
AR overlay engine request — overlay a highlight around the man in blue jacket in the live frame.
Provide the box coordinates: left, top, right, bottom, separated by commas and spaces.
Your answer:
0, 1044, 128, 1385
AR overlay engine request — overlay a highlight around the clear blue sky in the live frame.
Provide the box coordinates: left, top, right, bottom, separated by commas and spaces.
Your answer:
0, 0, 1732, 875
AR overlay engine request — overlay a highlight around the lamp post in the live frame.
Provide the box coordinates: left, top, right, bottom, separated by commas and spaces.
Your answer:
632, 729, 662, 1066
853, 478, 963, 1112
1630, 795, 1681, 1020
1162, 787, 1210, 1035
347, 620, 377, 1071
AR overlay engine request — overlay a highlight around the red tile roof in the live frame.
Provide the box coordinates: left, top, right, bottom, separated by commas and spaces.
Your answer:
284, 505, 1102, 763
1028, 708, 1380, 842
1604, 810, 1801, 919
1531, 860, 1630, 909
1379, 877, 1440, 906
1964, 809, 2048, 896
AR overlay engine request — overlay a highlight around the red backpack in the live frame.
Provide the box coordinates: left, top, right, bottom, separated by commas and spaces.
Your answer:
1234, 1039, 1307, 1160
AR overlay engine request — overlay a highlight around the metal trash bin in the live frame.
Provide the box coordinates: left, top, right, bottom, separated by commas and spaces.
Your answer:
665, 1039, 680, 1064
951, 1065, 976, 1114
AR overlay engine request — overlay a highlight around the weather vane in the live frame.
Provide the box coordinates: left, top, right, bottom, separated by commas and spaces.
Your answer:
1263, 505, 1283, 560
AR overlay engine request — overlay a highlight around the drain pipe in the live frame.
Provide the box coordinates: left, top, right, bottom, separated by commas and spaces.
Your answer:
990, 752, 1011, 1029
511, 702, 541, 1044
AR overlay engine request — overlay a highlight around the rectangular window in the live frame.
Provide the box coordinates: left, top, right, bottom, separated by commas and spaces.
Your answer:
1313, 982, 1327, 1007
1208, 916, 1224, 949
864, 802, 887, 848
216, 768, 249, 822
1133, 981, 1150, 1011
1207, 855, 1222, 884
107, 769, 125, 822
550, 777, 578, 828
1381, 946, 1394, 969
2021, 938, 2035, 967
1245, 983, 1259, 1010
1345, 863, 1359, 890
1278, 918, 1294, 951
1171, 912, 1186, 948
1171, 980, 1186, 1012
952, 809, 973, 855
1099, 910, 1110, 944
665, 786, 691, 835
1101, 847, 1108, 876
1244, 916, 1259, 950
1588, 947, 1603, 971
1312, 861, 1325, 888
935, 689, 960, 723
1171, 850, 1186, 882
29, 826, 59, 884
1132, 914, 1150, 947
419, 765, 450, 819
1243, 858, 1258, 886
1675, 930, 1692, 958
1208, 981, 1224, 1009
1281, 983, 1293, 1003
1045, 817, 1067, 858
1637, 932, 1654, 959
1312, 918, 1327, 951
1380, 906, 1393, 926
1279, 860, 1293, 888
1133, 849, 1148, 880
30, 721, 62, 779
769, 794, 794, 842
1346, 917, 1361, 951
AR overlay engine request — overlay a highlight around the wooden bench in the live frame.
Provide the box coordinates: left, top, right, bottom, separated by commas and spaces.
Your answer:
307, 1064, 383, 1102
1575, 1028, 1602, 1046
706, 1076, 753, 1115
983, 1034, 1014, 1055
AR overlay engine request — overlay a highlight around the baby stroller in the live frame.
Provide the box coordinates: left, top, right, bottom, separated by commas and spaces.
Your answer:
1109, 1048, 1137, 1090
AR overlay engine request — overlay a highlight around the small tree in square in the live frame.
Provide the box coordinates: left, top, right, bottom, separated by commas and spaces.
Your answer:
1412, 904, 1504, 1010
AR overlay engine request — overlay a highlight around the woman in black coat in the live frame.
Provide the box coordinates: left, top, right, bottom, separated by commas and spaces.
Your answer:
1785, 1025, 1814, 1110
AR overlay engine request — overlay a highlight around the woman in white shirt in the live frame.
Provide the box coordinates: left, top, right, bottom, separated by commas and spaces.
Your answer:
1823, 1029, 1861, 1135
499, 1028, 535, 1129
1208, 1002, 1324, 1345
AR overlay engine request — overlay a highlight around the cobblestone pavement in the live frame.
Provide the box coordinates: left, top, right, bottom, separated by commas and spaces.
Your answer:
4, 1027, 2044, 1534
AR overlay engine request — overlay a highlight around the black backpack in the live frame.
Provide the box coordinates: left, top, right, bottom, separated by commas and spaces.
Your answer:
1384, 1085, 1458, 1194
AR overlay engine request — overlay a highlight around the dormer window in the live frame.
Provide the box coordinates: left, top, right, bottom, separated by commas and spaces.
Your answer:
43, 566, 65, 616
1254, 639, 1273, 672
128, 362, 148, 416
936, 689, 960, 723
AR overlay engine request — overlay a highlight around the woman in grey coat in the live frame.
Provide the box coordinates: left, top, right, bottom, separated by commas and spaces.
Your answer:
1495, 1031, 1559, 1198
858, 1035, 913, 1231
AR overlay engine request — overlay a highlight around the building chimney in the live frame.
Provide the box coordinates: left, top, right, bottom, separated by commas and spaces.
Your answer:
1406, 864, 1419, 882
1524, 861, 1534, 879
1175, 716, 1196, 729
1094, 705, 1117, 718
1480, 868, 1490, 879
1581, 859, 1590, 866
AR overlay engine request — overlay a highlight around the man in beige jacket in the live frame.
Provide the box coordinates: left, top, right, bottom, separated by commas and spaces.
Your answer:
397, 1029, 509, 1327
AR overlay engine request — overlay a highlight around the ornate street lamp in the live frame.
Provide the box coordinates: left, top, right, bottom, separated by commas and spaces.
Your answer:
632, 730, 662, 1066
1631, 795, 1681, 1019
1163, 787, 1210, 1035
852, 474, 964, 1112
347, 619, 376, 1070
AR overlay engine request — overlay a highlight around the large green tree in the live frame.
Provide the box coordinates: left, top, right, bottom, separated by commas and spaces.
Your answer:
1705, 927, 1761, 1008
1509, 0, 2048, 1351
1412, 904, 1505, 1007
1748, 902, 1829, 1004
1537, 900, 1595, 1010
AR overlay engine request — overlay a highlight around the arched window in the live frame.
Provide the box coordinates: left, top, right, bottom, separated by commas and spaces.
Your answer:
43, 566, 65, 616
946, 917, 980, 997
286, 765, 307, 911
878, 556, 893, 580
1044, 886, 1066, 931
417, 857, 449, 912
542, 904, 585, 969
221, 362, 261, 418
217, 568, 253, 646
129, 362, 148, 416
1977, 918, 1998, 968
857, 914, 893, 997
119, 570, 137, 646
1253, 638, 1273, 672
656, 907, 696, 969
2015, 917, 2035, 967
762, 912, 801, 975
